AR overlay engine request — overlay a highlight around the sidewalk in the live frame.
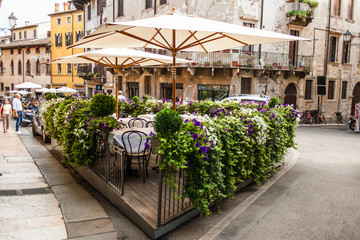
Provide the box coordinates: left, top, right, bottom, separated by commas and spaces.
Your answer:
0, 123, 118, 240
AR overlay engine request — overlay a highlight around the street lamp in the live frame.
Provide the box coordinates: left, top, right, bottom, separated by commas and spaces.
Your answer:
344, 30, 360, 48
0, 13, 17, 32
8, 13, 17, 29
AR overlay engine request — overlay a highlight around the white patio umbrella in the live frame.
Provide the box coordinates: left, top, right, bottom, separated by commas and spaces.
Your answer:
15, 82, 42, 89
46, 48, 191, 116
70, 9, 308, 109
36, 88, 57, 93
56, 87, 78, 94
6, 90, 19, 93
18, 90, 31, 95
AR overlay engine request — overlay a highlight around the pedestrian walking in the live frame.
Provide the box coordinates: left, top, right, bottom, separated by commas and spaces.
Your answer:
1, 98, 12, 133
12, 93, 23, 134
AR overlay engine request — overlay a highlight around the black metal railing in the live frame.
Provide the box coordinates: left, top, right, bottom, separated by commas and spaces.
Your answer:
157, 157, 193, 226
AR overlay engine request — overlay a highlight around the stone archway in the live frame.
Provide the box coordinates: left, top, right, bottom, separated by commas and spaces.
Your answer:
351, 82, 360, 116
284, 83, 297, 109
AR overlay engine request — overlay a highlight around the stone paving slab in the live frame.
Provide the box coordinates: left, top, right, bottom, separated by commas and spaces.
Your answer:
66, 218, 116, 239
69, 232, 118, 240
0, 215, 65, 233
26, 146, 54, 158
0, 194, 63, 219
0, 225, 67, 240
0, 181, 48, 190
0, 162, 42, 174
52, 184, 108, 223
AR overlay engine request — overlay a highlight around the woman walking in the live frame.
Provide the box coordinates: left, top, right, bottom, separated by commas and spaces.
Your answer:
1, 98, 12, 133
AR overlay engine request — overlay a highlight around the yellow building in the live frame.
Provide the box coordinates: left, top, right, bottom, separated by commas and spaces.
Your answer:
49, 2, 84, 91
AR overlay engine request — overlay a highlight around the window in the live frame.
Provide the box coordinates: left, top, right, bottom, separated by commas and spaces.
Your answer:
145, 0, 152, 9
18, 60, 22, 75
118, 0, 124, 17
67, 64, 72, 74
13, 33, 16, 40
11, 84, 14, 90
289, 30, 299, 66
57, 64, 62, 74
19, 32, 22, 40
24, 31, 27, 39
46, 59, 51, 75
87, 4, 91, 20
118, 76, 123, 91
18, 48, 21, 54
342, 40, 351, 64
305, 80, 313, 100
329, 36, 338, 63
1, 83, 3, 91
160, 0, 167, 4
67, 17, 71, 24
144, 76, 151, 95
26, 60, 31, 75
55, 33, 62, 47
65, 32, 73, 46
341, 81, 348, 99
34, 29, 37, 38
10, 49, 14, 55
97, 0, 106, 15
36, 47, 40, 54
76, 31, 83, 42
10, 60, 14, 75
57, 18, 61, 25
242, 23, 255, 54
347, 0, 354, 19
36, 60, 40, 75
333, 0, 341, 16
0, 61, 3, 74
77, 14, 82, 22
328, 80, 335, 99
241, 78, 251, 94
47, 31, 51, 38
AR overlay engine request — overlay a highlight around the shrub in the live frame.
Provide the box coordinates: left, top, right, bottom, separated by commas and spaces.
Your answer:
154, 109, 183, 135
89, 93, 116, 117
268, 96, 280, 108
45, 93, 59, 101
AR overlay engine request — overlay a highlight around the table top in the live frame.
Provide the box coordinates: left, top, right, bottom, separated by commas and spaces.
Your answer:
111, 127, 154, 153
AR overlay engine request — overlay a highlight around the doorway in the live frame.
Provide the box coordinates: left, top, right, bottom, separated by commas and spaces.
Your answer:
127, 82, 139, 98
351, 82, 360, 116
289, 30, 299, 67
284, 83, 297, 109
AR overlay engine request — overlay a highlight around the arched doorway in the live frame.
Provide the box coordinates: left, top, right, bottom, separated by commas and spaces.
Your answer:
284, 83, 297, 109
351, 82, 360, 116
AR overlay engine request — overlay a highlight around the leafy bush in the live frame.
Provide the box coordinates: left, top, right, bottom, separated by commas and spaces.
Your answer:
268, 96, 280, 108
89, 93, 116, 117
45, 93, 59, 101
154, 109, 183, 135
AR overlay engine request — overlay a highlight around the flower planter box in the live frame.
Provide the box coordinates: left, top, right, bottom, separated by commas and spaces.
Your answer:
232, 61, 239, 67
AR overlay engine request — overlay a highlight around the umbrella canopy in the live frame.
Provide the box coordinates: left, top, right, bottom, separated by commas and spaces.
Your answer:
15, 82, 42, 89
6, 90, 19, 93
36, 88, 57, 93
56, 87, 78, 94
46, 48, 191, 116
46, 48, 191, 70
71, 9, 308, 109
18, 90, 30, 95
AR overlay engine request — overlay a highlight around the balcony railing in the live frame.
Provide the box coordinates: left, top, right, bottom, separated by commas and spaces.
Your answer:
173, 50, 312, 69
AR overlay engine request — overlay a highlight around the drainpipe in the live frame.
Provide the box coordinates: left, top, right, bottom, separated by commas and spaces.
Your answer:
113, 0, 115, 21
22, 49, 25, 83
154, 0, 157, 16
258, 0, 264, 61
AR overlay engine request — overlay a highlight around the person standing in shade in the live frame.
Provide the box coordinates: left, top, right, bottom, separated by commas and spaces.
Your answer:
1, 99, 12, 133
12, 93, 23, 134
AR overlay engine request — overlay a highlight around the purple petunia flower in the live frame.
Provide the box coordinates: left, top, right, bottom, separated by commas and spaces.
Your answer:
193, 133, 198, 140
195, 142, 200, 148
186, 131, 191, 135
200, 146, 208, 154
225, 128, 229, 132
184, 119, 189, 123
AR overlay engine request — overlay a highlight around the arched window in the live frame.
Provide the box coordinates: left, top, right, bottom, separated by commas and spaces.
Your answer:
36, 60, 40, 75
10, 60, 14, 75
26, 60, 31, 75
18, 60, 22, 75
0, 61, 3, 74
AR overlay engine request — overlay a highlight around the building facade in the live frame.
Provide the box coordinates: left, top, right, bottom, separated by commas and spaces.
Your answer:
49, 2, 85, 91
0, 22, 51, 96
73, 0, 360, 121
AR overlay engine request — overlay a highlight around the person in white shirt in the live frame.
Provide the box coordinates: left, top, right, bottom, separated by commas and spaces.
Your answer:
1, 99, 12, 133
12, 93, 23, 134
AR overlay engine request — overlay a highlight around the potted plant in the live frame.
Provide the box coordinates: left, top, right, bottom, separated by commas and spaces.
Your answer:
232, 61, 239, 67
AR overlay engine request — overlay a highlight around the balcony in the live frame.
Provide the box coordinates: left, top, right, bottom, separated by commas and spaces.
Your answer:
174, 50, 312, 71
77, 64, 107, 83
286, 0, 318, 27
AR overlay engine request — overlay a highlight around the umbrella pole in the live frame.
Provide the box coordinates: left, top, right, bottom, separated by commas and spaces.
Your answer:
115, 70, 119, 118
172, 53, 176, 110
